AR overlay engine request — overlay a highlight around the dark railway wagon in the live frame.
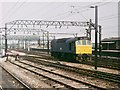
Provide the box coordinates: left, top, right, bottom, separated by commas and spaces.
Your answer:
100, 37, 120, 57
101, 37, 120, 50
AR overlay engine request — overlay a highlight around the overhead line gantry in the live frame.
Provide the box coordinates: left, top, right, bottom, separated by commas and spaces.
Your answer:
4, 20, 93, 55
6, 20, 89, 27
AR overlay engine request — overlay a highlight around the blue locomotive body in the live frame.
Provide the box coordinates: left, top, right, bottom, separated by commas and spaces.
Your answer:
51, 37, 92, 61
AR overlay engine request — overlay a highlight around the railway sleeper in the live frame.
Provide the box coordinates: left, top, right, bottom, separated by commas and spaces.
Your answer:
31, 58, 120, 83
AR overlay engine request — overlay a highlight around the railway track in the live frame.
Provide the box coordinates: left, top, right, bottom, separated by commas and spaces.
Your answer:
81, 57, 120, 70
0, 64, 32, 90
22, 56, 120, 84
9, 60, 106, 90
17, 49, 120, 70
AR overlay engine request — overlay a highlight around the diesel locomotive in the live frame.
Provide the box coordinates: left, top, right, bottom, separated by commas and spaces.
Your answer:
51, 37, 92, 61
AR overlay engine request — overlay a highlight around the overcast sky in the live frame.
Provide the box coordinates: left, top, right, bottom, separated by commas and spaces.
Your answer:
0, 0, 119, 42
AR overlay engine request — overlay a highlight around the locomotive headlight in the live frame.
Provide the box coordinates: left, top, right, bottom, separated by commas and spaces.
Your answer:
60, 48, 62, 50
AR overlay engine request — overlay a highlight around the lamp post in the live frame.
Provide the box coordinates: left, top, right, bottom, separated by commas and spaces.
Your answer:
47, 31, 49, 54
99, 25, 102, 58
0, 30, 2, 55
90, 6, 98, 70
5, 24, 8, 56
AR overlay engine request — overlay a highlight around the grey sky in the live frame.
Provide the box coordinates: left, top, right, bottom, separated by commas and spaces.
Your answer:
0, 0, 119, 42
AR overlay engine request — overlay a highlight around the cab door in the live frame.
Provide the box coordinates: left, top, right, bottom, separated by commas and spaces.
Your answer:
69, 42, 75, 53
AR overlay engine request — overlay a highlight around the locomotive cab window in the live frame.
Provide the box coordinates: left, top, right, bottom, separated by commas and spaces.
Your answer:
87, 40, 91, 45
76, 41, 81, 45
82, 40, 86, 45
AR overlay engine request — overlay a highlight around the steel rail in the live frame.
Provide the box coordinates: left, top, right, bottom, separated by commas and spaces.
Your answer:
20, 49, 120, 70
9, 61, 81, 90
24, 56, 120, 84
0, 64, 32, 90
9, 61, 106, 90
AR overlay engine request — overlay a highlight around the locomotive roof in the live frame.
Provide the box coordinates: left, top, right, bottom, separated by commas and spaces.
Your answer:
55, 37, 89, 43
56, 38, 71, 43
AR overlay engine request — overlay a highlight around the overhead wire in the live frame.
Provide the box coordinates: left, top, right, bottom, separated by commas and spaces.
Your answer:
3, 1, 113, 23
2, 1, 117, 30
99, 13, 118, 22
3, 0, 20, 16
42, 2, 101, 21
100, 16, 118, 22
2, 0, 27, 24
2, 0, 20, 23
47, 1, 113, 22
1, 1, 117, 41
42, 8, 74, 20
50, 1, 113, 35
26, 3, 55, 19
48, 8, 89, 21
40, 2, 67, 19
104, 25, 118, 29
100, 17, 117, 22
100, 14, 118, 19
98, 2, 112, 7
